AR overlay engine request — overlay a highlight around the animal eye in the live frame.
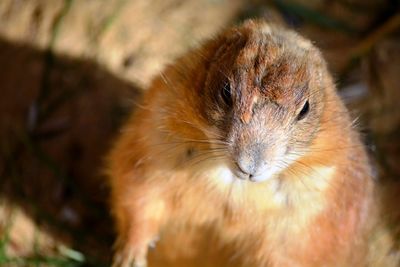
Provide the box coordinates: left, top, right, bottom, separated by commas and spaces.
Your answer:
297, 100, 310, 121
221, 81, 232, 106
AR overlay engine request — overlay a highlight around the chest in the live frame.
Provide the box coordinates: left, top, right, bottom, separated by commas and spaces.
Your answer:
166, 164, 333, 232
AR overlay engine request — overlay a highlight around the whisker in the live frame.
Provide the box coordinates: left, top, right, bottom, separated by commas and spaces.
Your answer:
278, 158, 338, 194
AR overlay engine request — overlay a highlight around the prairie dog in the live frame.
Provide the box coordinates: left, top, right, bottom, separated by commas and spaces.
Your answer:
108, 20, 375, 267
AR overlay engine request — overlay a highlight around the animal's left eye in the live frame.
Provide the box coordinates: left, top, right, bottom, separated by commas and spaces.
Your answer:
221, 81, 232, 106
297, 100, 310, 121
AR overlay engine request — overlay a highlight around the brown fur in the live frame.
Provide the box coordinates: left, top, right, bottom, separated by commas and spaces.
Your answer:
107, 20, 381, 267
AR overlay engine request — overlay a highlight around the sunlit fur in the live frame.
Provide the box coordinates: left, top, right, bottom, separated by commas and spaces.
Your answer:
107, 20, 378, 267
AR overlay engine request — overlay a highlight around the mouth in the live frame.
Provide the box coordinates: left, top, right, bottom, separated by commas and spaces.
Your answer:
233, 169, 260, 182
212, 164, 276, 186
232, 163, 252, 181
233, 172, 267, 182
231, 163, 271, 183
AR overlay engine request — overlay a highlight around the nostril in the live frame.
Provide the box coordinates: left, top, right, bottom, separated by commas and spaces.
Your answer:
234, 156, 264, 181
235, 162, 256, 181
235, 162, 250, 176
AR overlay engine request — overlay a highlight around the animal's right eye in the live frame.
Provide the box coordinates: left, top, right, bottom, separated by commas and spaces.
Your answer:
221, 81, 232, 106
297, 100, 310, 121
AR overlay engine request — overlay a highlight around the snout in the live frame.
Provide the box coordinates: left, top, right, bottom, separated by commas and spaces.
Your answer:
233, 142, 267, 182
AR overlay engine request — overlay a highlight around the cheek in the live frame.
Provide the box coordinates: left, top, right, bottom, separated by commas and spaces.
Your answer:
250, 138, 290, 182
216, 166, 235, 184
206, 164, 235, 188
250, 165, 282, 182
208, 109, 223, 122
264, 131, 290, 161
274, 144, 288, 158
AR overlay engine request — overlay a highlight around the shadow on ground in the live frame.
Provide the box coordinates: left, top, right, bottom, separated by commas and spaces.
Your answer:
0, 37, 141, 265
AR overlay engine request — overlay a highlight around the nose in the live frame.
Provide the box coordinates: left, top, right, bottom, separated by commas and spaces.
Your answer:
234, 143, 264, 180
235, 161, 254, 180
235, 160, 260, 181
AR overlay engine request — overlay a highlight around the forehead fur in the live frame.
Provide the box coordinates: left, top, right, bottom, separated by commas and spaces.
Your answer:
222, 20, 314, 107
238, 21, 312, 105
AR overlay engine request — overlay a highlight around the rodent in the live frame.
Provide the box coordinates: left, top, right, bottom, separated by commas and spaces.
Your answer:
107, 19, 377, 267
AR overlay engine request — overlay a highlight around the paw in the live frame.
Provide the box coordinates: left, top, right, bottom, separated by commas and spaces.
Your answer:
148, 236, 160, 249
112, 258, 146, 267
112, 247, 147, 267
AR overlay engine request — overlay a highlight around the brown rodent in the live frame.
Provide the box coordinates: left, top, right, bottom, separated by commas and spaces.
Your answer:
107, 19, 378, 267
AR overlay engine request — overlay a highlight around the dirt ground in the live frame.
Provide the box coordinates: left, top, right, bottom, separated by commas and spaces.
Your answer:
0, 0, 399, 266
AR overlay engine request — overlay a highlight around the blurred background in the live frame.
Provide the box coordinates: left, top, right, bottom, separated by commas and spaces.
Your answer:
0, 0, 399, 266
